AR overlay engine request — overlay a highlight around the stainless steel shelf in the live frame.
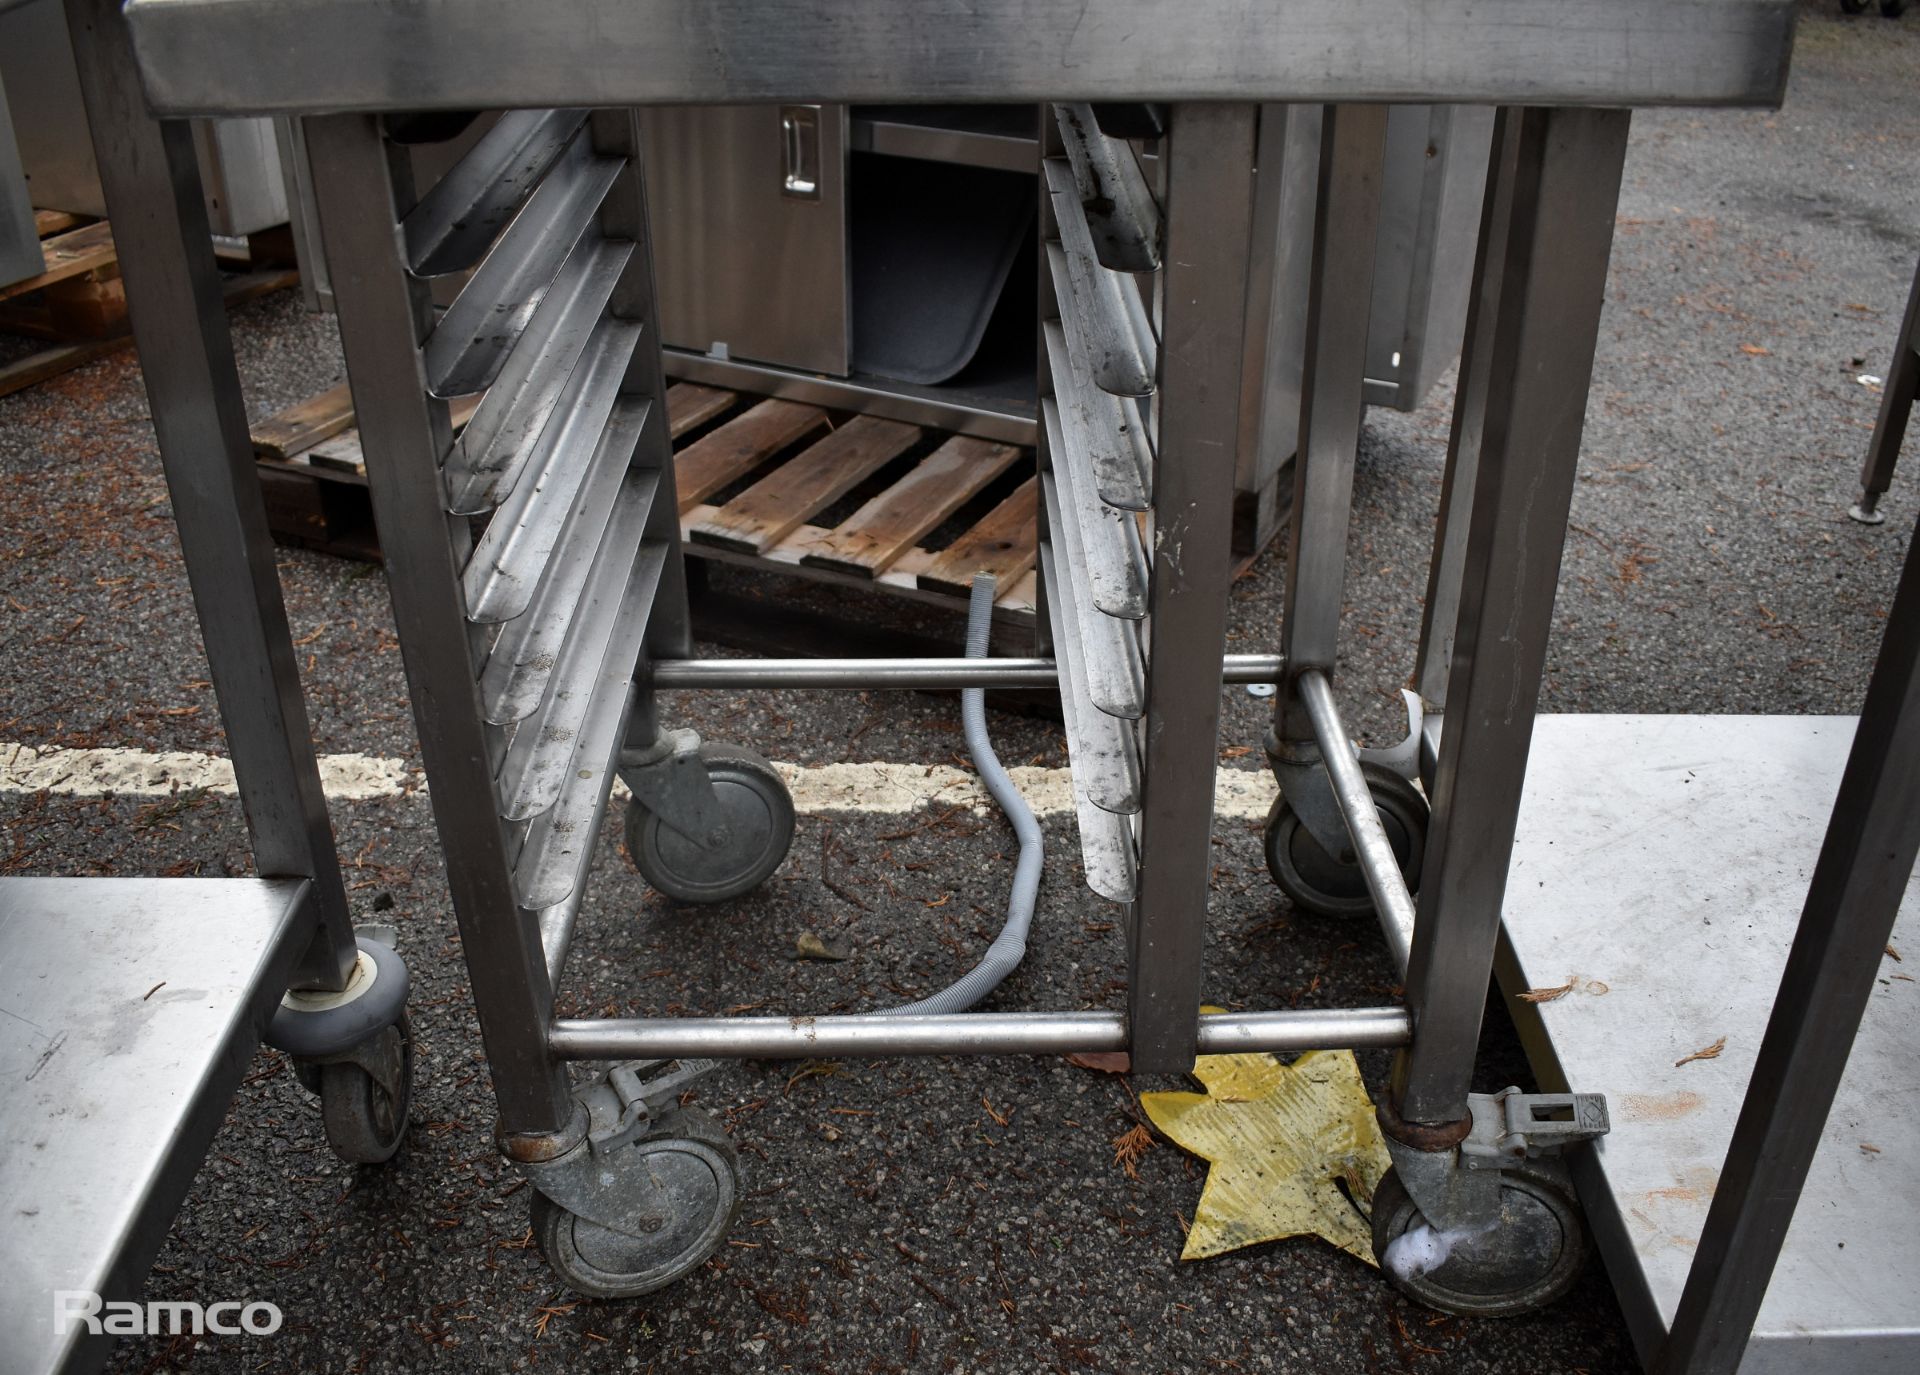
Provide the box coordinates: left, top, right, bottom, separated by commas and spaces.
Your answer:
1499, 715, 1920, 1375
849, 107, 1036, 174
0, 878, 313, 1375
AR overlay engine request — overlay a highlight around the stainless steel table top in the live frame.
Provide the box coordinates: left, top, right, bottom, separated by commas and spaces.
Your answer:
1500, 716, 1919, 1375
122, 0, 1797, 117
0, 877, 311, 1375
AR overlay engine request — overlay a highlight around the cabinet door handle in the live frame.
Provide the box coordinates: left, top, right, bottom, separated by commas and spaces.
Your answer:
780, 105, 822, 200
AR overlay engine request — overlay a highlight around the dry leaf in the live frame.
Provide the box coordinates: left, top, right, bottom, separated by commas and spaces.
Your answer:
1066, 1050, 1132, 1074
1887, 944, 1902, 962
1113, 1124, 1153, 1180
1738, 344, 1771, 356
1860, 1142, 1882, 1155
1520, 978, 1578, 1004
1675, 1036, 1727, 1068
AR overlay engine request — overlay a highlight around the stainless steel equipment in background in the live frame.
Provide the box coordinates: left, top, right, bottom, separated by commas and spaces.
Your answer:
642, 99, 1491, 557
0, 0, 293, 288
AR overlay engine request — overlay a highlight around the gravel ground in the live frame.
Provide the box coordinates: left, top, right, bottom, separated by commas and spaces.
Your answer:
3, 5, 1917, 1373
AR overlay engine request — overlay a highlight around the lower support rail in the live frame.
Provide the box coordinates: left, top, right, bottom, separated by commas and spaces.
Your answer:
1296, 668, 1419, 973
648, 653, 1286, 691
546, 1006, 1412, 1060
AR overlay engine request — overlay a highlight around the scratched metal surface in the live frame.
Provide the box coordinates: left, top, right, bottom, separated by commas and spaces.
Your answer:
1500, 714, 1920, 1373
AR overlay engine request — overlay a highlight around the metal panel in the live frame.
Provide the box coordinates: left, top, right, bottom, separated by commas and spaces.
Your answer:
3, 0, 290, 232
640, 104, 849, 375
0, 877, 313, 1375
0, 69, 45, 287
1362, 105, 1495, 409
1498, 716, 1920, 1375
124, 0, 1798, 114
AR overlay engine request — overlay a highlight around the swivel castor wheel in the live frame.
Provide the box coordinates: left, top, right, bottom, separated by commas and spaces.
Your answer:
531, 1106, 741, 1298
625, 742, 795, 903
1265, 762, 1428, 918
270, 931, 414, 1165
1369, 1158, 1587, 1317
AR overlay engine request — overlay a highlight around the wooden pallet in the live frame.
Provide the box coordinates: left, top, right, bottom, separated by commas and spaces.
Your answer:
250, 381, 1042, 621
1, 211, 295, 399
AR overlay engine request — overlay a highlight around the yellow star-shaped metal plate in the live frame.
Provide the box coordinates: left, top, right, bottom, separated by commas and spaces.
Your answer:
1141, 1046, 1390, 1265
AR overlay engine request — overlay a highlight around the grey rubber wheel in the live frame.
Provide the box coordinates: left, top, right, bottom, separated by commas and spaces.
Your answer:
1881, 0, 1909, 18
319, 1014, 412, 1165
532, 1108, 741, 1299
1370, 1159, 1587, 1317
625, 743, 794, 903
1265, 763, 1427, 918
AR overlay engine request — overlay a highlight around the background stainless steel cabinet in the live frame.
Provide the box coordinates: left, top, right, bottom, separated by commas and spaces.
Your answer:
641, 104, 852, 376
0, 0, 289, 239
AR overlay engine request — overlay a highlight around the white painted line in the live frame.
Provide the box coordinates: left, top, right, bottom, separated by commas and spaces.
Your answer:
0, 742, 1280, 820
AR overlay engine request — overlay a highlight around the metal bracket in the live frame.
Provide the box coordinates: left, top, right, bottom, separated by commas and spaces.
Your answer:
1460, 1086, 1611, 1170
1266, 733, 1352, 858
618, 727, 731, 852
1384, 1086, 1610, 1230
1269, 689, 1424, 857
519, 1058, 723, 1235
1356, 688, 1423, 784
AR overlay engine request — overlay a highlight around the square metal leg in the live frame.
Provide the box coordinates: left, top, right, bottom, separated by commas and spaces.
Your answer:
64, 0, 356, 991
1389, 106, 1632, 1128
1127, 102, 1258, 1073
303, 113, 573, 1133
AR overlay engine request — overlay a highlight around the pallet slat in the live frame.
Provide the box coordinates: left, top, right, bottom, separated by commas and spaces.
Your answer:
801, 434, 1021, 578
665, 382, 737, 440
673, 397, 829, 513
0, 222, 118, 303
919, 475, 1039, 598
251, 382, 354, 460
689, 414, 921, 555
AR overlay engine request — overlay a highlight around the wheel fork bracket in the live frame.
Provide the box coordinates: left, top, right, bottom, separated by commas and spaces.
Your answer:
619, 727, 733, 852
1382, 1086, 1611, 1231
518, 1058, 724, 1237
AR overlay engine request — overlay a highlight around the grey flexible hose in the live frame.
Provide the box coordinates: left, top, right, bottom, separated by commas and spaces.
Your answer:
884, 575, 1044, 1015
